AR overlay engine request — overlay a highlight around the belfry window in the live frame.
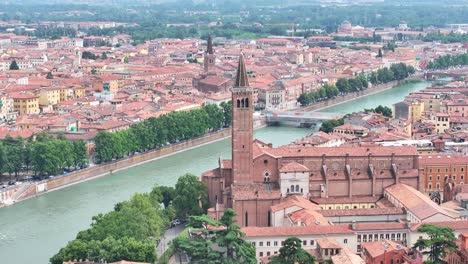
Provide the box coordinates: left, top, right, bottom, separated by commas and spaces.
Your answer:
245, 211, 249, 227
245, 98, 249, 107
237, 99, 241, 108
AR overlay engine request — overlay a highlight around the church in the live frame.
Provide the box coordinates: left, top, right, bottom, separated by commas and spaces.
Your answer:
201, 55, 422, 227
193, 36, 233, 94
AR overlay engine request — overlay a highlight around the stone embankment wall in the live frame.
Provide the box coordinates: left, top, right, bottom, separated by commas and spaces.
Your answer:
298, 80, 401, 112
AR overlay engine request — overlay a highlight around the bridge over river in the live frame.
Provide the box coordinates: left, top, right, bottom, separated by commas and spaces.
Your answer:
265, 110, 342, 127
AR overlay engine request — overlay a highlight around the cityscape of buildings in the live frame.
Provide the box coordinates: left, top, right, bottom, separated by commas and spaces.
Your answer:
0, 2, 468, 264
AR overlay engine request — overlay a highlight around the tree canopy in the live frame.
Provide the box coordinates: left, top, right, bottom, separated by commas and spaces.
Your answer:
413, 224, 457, 263
269, 237, 315, 264
50, 192, 170, 264
173, 209, 256, 264
9, 60, 19, 70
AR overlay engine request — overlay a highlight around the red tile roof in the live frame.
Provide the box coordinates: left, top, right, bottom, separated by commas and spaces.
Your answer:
419, 154, 468, 165
385, 183, 454, 220
242, 225, 353, 238
279, 162, 309, 173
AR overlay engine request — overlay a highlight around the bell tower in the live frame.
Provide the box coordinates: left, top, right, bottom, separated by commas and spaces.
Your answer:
203, 35, 216, 75
231, 54, 254, 184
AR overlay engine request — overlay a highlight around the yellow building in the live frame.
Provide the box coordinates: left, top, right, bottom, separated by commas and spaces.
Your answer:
432, 113, 450, 134
409, 100, 425, 122
12, 93, 40, 115
73, 86, 86, 98
39, 88, 60, 106
59, 87, 73, 102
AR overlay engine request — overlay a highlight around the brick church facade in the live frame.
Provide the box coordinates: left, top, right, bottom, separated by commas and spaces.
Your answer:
201, 55, 422, 227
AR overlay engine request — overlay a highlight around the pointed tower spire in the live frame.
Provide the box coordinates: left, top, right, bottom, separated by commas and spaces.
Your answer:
235, 53, 249, 87
207, 35, 213, 54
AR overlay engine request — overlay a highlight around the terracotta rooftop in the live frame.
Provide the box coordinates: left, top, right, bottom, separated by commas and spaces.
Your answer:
419, 154, 468, 165
331, 248, 365, 264
317, 238, 343, 249
242, 225, 353, 238
279, 162, 309, 173
361, 240, 407, 258
318, 207, 404, 217
410, 220, 468, 232
230, 183, 281, 201
385, 183, 454, 220
311, 196, 380, 205
270, 195, 321, 212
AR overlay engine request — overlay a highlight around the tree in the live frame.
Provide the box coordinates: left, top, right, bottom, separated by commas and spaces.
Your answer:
413, 224, 457, 263
374, 105, 392, 117
220, 101, 232, 127
150, 185, 175, 208
297, 93, 311, 106
94, 131, 116, 163
72, 140, 89, 169
9, 60, 19, 70
173, 173, 208, 218
46, 72, 53, 79
269, 237, 315, 264
82, 51, 97, 60
124, 56, 129, 63
336, 78, 350, 93
101, 52, 108, 60
215, 209, 256, 264
0, 142, 6, 176
377, 48, 383, 58
319, 118, 344, 133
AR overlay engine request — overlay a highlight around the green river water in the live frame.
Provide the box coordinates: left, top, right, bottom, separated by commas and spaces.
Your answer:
0, 80, 430, 264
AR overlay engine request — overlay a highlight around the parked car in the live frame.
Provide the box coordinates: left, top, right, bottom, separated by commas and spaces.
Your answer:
8, 181, 15, 186
170, 218, 181, 228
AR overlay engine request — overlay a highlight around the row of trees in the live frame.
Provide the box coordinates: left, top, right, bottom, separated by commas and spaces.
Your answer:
427, 53, 468, 70
419, 32, 468, 44
298, 62, 414, 108
0, 134, 88, 179
94, 104, 231, 163
368, 63, 415, 85
51, 173, 208, 264
297, 76, 369, 106
82, 51, 109, 60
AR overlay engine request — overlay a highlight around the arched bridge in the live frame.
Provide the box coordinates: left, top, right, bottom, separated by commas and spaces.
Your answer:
265, 110, 343, 127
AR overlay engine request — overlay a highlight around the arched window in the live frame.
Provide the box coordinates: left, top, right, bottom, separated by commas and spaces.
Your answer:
245, 211, 249, 227
291, 185, 295, 192
287, 188, 290, 193
300, 188, 303, 193
295, 185, 300, 192
240, 98, 245, 108
245, 98, 249, 108
237, 99, 241, 108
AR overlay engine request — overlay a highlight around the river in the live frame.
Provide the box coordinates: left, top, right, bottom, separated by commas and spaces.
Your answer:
0, 80, 431, 264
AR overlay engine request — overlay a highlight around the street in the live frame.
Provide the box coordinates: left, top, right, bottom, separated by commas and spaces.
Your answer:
157, 224, 185, 258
